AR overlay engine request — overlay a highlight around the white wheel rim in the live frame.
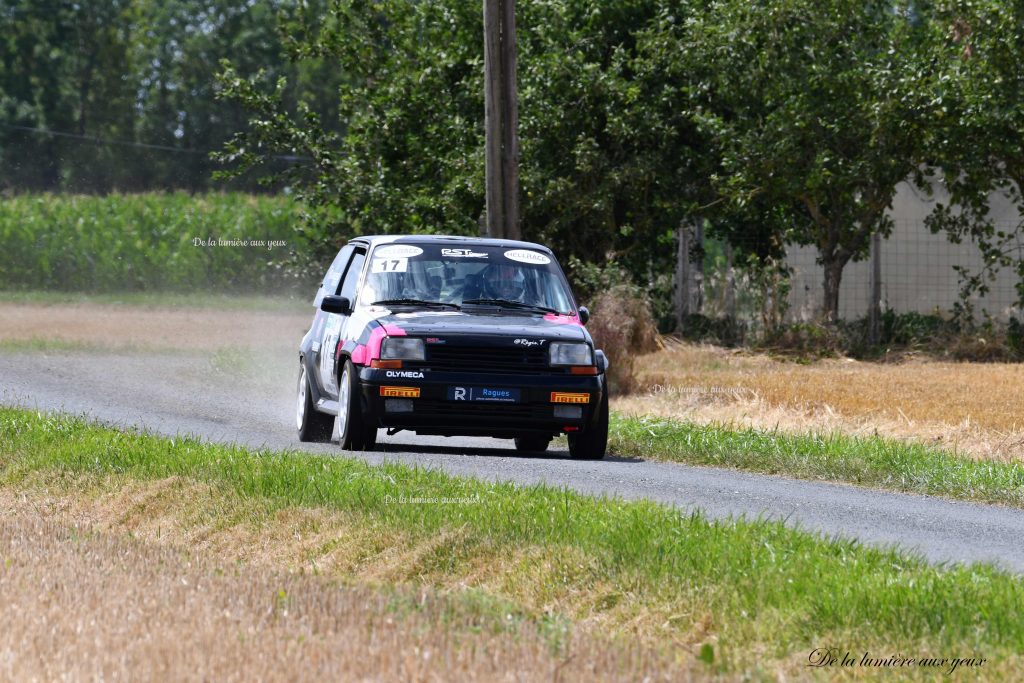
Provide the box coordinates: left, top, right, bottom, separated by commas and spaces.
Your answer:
296, 365, 307, 430
337, 367, 350, 440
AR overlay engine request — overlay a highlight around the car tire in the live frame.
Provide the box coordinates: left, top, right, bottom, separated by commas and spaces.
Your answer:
296, 361, 333, 443
334, 359, 376, 451
568, 389, 608, 460
514, 436, 551, 452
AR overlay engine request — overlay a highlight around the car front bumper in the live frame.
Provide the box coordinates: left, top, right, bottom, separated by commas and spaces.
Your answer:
357, 367, 604, 438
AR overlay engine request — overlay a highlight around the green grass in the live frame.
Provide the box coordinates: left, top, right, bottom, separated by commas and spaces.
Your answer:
1, 406, 1022, 677
0, 193, 310, 293
609, 413, 1024, 507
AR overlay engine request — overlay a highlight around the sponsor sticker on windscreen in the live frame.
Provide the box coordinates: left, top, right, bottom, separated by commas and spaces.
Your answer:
504, 249, 551, 265
447, 386, 521, 403
372, 257, 408, 273
442, 248, 488, 258
374, 244, 424, 259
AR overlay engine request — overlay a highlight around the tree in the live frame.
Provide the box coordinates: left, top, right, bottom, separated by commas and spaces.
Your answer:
680, 0, 934, 321
0, 1, 136, 191
217, 0, 487, 263
0, 0, 326, 193
217, 0, 712, 282
922, 0, 1024, 312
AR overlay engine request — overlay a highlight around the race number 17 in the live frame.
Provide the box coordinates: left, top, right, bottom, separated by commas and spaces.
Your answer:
371, 257, 408, 273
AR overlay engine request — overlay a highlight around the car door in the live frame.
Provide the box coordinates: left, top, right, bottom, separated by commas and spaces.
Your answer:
317, 246, 366, 397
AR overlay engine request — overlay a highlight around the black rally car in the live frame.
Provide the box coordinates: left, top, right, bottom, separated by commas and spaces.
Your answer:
295, 235, 609, 459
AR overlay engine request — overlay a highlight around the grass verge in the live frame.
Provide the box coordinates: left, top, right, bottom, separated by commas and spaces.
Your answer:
610, 413, 1024, 507
1, 407, 1022, 678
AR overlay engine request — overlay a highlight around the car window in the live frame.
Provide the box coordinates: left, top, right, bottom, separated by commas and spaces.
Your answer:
338, 249, 366, 301
314, 245, 354, 308
359, 243, 574, 313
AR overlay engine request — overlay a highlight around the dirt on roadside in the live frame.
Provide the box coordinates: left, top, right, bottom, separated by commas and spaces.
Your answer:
0, 300, 312, 352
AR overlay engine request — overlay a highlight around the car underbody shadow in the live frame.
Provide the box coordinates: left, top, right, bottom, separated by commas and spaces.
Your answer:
371, 439, 642, 463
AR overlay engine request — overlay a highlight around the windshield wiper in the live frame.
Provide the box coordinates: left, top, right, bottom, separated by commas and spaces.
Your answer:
372, 298, 461, 310
463, 298, 561, 314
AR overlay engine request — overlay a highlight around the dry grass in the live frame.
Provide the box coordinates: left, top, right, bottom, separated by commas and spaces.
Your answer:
0, 484, 694, 683
15, 472, 713, 653
614, 340, 1024, 461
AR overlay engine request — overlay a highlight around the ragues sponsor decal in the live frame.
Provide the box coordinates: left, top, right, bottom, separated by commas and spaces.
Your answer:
447, 386, 521, 403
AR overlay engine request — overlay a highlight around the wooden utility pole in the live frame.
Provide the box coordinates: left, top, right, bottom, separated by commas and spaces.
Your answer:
867, 230, 882, 344
483, 0, 521, 240
674, 224, 691, 331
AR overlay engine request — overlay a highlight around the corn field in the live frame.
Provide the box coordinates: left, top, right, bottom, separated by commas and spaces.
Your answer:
0, 193, 306, 293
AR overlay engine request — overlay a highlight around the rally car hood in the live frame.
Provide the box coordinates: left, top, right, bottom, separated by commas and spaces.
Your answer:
369, 308, 588, 343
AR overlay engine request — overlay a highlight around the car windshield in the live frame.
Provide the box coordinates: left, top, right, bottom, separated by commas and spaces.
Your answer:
359, 243, 575, 314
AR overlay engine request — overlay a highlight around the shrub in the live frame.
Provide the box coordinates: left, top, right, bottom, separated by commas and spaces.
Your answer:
760, 322, 845, 360
567, 258, 661, 394
586, 284, 661, 395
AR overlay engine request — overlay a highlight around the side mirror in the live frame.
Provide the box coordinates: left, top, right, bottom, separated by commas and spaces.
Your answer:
320, 295, 352, 315
578, 306, 590, 325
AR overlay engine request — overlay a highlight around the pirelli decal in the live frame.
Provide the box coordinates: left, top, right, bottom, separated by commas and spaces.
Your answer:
550, 392, 590, 404
380, 386, 421, 398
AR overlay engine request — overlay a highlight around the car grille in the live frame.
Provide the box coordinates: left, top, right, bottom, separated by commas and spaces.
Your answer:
417, 344, 554, 375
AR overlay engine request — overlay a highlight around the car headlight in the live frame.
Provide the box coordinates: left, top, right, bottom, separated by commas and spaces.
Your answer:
380, 337, 425, 361
549, 342, 593, 366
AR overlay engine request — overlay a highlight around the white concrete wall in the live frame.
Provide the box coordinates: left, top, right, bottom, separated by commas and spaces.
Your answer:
785, 180, 1024, 322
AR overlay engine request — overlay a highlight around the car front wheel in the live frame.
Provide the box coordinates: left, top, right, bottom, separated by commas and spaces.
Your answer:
334, 359, 377, 451
568, 389, 608, 460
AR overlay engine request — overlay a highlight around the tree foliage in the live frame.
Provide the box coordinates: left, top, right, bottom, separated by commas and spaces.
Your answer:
922, 0, 1024, 310
216, 0, 715, 280
5, 0, 1024, 321
0, 0, 337, 192
674, 0, 936, 320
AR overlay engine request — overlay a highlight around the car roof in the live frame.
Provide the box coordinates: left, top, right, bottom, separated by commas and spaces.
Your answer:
348, 234, 554, 254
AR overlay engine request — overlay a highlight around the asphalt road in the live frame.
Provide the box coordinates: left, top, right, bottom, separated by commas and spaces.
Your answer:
4, 348, 1024, 573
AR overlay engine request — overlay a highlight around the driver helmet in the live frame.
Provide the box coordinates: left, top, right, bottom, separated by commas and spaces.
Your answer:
486, 264, 525, 300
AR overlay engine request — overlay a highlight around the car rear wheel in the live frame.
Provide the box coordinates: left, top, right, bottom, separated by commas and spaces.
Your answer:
334, 359, 377, 451
296, 361, 333, 443
514, 436, 551, 452
568, 389, 608, 460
